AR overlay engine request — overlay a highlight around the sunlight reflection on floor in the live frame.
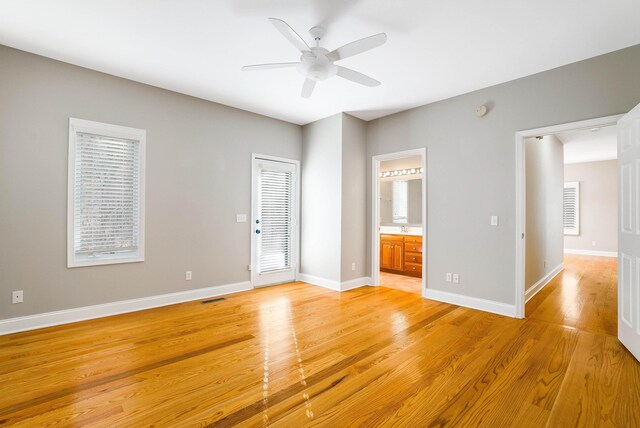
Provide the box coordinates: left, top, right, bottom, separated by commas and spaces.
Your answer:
259, 296, 314, 425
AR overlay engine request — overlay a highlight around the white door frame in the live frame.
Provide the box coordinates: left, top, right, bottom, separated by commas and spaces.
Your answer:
371, 148, 428, 297
250, 153, 301, 288
514, 114, 624, 318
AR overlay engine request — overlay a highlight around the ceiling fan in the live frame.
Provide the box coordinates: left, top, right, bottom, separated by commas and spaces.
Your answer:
242, 18, 387, 98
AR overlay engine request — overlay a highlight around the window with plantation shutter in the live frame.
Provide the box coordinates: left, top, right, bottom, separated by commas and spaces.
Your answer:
257, 165, 294, 274
68, 118, 145, 267
563, 181, 579, 236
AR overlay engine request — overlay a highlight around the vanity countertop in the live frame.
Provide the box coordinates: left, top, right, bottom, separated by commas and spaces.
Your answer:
379, 226, 423, 236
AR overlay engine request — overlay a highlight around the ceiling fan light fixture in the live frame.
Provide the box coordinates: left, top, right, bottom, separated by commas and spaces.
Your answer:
297, 48, 337, 81
242, 18, 387, 98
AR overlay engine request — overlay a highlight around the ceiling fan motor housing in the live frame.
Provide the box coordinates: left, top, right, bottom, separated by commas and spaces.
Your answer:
297, 47, 337, 81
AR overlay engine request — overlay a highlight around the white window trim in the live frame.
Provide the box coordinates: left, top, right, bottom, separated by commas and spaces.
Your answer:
563, 181, 580, 236
67, 118, 146, 268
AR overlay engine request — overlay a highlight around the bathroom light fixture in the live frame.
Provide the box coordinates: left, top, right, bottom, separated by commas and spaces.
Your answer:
379, 167, 423, 178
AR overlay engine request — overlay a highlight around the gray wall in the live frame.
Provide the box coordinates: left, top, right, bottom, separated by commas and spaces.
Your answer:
3, 41, 640, 319
525, 136, 564, 290
366, 44, 640, 304
300, 114, 342, 282
301, 113, 368, 283
341, 114, 367, 281
564, 160, 618, 252
407, 179, 423, 225
0, 45, 301, 319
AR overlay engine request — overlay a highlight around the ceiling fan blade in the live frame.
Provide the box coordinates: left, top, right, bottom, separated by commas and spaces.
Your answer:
269, 18, 311, 53
241, 62, 299, 71
336, 66, 381, 87
326, 33, 387, 62
301, 78, 316, 98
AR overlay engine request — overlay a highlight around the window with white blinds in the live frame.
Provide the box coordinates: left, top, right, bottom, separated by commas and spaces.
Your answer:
563, 181, 580, 236
258, 168, 293, 274
68, 119, 145, 267
392, 180, 408, 224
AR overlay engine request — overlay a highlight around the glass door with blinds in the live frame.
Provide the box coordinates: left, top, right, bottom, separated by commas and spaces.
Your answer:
251, 156, 298, 287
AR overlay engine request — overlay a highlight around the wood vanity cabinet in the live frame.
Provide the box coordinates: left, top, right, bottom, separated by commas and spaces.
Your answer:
380, 235, 404, 270
380, 234, 422, 277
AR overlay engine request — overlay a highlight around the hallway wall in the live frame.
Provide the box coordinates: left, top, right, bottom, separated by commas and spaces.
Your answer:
564, 160, 618, 254
525, 136, 565, 290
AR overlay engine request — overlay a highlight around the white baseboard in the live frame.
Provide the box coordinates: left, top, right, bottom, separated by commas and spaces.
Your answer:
564, 249, 617, 258
298, 274, 372, 292
0, 281, 252, 336
423, 288, 517, 318
298, 273, 341, 291
525, 263, 564, 303
340, 277, 373, 291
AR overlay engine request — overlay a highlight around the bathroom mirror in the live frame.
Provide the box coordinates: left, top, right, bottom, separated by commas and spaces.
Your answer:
380, 178, 422, 226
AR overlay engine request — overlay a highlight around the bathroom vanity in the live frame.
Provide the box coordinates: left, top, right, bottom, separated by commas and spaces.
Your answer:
380, 233, 423, 277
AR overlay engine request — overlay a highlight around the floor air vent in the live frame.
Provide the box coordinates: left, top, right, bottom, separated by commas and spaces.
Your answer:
201, 297, 225, 304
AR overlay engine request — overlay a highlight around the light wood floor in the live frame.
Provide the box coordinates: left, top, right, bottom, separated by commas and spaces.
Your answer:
1, 255, 638, 427
379, 271, 422, 295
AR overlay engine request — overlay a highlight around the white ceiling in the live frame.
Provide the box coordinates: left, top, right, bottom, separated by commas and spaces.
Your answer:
1, 1, 639, 125
557, 125, 618, 164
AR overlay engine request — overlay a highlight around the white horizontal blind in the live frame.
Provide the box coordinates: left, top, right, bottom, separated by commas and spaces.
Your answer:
74, 132, 141, 255
563, 181, 580, 235
392, 180, 408, 224
258, 168, 293, 274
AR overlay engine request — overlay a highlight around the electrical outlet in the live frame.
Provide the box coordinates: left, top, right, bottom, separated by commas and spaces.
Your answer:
453, 274, 460, 284
236, 214, 247, 223
185, 271, 192, 281
446, 273, 452, 283
490, 215, 499, 226
12, 290, 23, 304
247, 264, 252, 271
351, 262, 356, 271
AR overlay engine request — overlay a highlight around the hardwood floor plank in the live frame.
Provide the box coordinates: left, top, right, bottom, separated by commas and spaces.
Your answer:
525, 325, 580, 411
0, 335, 253, 424
274, 313, 523, 427
546, 331, 639, 427
207, 305, 457, 427
0, 255, 637, 426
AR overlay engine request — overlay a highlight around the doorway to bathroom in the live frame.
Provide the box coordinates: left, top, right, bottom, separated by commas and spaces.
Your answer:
372, 149, 427, 296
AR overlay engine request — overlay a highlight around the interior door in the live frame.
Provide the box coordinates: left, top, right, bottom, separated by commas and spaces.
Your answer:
252, 157, 298, 287
618, 103, 640, 361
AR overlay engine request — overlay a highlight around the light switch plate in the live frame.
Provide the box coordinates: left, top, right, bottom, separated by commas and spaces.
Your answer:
446, 273, 452, 283
236, 214, 247, 223
185, 271, 192, 281
490, 216, 499, 226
